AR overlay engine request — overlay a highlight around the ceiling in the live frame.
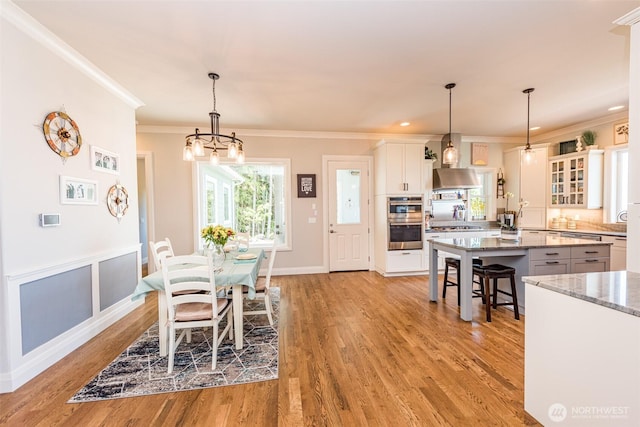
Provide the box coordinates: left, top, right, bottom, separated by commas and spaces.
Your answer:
12, 0, 640, 139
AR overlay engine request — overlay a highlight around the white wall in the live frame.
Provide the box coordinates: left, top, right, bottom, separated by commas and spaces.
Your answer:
136, 130, 377, 270
0, 5, 141, 382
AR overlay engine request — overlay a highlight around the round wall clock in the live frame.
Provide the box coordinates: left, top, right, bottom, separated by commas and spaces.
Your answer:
107, 184, 129, 220
42, 111, 82, 159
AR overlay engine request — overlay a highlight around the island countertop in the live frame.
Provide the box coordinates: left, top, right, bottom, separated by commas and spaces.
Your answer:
523, 270, 640, 317
430, 235, 613, 251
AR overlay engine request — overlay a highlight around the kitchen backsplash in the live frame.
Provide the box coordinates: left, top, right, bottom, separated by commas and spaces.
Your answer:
547, 208, 626, 233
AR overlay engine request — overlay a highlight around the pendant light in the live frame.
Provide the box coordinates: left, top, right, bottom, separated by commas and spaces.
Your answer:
442, 83, 459, 165
522, 88, 535, 164
183, 73, 245, 164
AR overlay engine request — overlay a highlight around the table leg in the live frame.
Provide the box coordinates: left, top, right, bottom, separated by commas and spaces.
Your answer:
232, 284, 244, 350
429, 243, 439, 301
459, 253, 473, 321
157, 291, 168, 357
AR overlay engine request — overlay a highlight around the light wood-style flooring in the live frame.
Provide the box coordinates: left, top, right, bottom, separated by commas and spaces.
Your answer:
0, 272, 540, 426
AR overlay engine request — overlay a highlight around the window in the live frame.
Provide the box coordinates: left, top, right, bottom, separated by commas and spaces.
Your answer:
469, 168, 496, 221
204, 176, 217, 224
196, 159, 291, 249
604, 146, 628, 223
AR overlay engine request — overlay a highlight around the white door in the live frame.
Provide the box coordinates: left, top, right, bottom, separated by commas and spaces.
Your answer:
328, 160, 370, 271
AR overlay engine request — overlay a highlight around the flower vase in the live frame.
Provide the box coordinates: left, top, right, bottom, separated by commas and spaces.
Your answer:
500, 228, 521, 241
211, 244, 226, 270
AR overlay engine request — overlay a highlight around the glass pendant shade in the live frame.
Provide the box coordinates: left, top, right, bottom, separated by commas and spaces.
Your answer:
237, 148, 245, 164
443, 143, 458, 165
193, 137, 205, 156
209, 150, 220, 165
228, 142, 238, 159
183, 145, 194, 161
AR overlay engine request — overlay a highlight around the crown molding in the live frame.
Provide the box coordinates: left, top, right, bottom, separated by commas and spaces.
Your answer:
614, 7, 640, 25
136, 124, 524, 145
1, 1, 144, 109
531, 110, 628, 143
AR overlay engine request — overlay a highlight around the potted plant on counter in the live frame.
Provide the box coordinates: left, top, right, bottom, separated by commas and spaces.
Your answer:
582, 130, 597, 149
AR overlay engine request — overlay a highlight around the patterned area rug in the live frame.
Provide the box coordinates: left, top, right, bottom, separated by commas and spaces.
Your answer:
69, 288, 279, 402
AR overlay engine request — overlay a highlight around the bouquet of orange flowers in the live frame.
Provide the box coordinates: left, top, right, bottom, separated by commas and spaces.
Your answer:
201, 225, 235, 247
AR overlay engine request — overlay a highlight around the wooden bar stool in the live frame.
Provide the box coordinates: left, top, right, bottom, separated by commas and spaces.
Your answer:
472, 263, 520, 322
442, 257, 483, 306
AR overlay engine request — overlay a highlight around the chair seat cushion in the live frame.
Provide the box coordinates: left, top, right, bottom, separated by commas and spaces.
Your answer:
175, 298, 229, 322
242, 278, 267, 293
473, 264, 515, 275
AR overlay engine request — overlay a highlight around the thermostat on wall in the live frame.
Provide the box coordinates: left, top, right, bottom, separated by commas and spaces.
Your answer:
39, 213, 61, 227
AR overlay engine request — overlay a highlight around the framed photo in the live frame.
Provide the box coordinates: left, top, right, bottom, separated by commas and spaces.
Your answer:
471, 143, 489, 166
60, 175, 98, 205
613, 121, 629, 145
297, 174, 316, 198
91, 146, 120, 174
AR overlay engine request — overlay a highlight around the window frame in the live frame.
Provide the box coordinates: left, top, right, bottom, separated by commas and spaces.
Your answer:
603, 144, 628, 224
194, 158, 292, 251
469, 167, 497, 222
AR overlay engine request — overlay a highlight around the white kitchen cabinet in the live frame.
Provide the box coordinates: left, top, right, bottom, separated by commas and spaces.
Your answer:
386, 250, 423, 273
602, 235, 627, 270
374, 141, 425, 195
549, 150, 603, 208
503, 146, 548, 228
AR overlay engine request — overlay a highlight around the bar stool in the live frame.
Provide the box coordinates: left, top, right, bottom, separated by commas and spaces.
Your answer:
442, 257, 483, 306
472, 263, 520, 322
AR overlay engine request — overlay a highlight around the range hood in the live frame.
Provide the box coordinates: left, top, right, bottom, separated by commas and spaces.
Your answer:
432, 168, 481, 191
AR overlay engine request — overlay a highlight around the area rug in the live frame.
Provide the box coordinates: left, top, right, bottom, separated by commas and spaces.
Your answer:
69, 288, 279, 402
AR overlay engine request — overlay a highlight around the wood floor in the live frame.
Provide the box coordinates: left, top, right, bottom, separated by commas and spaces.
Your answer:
0, 272, 541, 426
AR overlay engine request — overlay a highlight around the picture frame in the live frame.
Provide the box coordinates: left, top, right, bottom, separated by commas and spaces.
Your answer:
60, 175, 98, 205
91, 146, 120, 174
471, 143, 489, 166
613, 121, 629, 145
297, 174, 316, 198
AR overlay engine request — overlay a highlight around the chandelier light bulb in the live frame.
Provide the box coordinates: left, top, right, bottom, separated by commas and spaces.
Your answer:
237, 148, 245, 164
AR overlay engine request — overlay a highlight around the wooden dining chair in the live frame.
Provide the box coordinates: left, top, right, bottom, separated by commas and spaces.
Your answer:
149, 238, 174, 271
161, 254, 234, 373
243, 243, 278, 325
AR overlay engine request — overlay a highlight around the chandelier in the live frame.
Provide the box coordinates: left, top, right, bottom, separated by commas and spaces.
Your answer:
183, 72, 245, 164
442, 83, 459, 165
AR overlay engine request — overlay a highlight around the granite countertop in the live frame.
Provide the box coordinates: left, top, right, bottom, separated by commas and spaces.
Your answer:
429, 235, 612, 251
522, 271, 640, 317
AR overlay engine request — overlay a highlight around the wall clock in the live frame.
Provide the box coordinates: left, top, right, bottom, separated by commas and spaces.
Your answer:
42, 111, 82, 161
107, 184, 129, 221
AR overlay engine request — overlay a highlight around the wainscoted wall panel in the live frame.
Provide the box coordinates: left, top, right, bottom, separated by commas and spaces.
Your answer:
19, 266, 92, 355
99, 252, 138, 311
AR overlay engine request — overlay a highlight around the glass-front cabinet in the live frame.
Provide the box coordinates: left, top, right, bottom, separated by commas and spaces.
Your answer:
548, 150, 604, 209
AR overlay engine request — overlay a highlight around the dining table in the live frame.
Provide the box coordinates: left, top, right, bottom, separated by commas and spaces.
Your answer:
132, 247, 265, 354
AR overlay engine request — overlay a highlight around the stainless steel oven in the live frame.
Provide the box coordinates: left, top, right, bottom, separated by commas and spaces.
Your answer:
387, 197, 423, 250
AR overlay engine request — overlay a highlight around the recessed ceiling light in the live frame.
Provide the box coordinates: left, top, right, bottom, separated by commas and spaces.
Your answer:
529, 126, 540, 131
400, 122, 410, 127
608, 105, 624, 111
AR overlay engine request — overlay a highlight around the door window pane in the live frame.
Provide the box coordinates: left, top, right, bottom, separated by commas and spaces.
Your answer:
336, 169, 361, 224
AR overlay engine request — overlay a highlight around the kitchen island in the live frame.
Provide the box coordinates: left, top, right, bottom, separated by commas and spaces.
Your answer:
428, 235, 612, 321
523, 271, 640, 426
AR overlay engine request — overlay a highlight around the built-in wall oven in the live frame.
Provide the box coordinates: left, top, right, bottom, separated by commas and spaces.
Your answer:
387, 196, 423, 250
